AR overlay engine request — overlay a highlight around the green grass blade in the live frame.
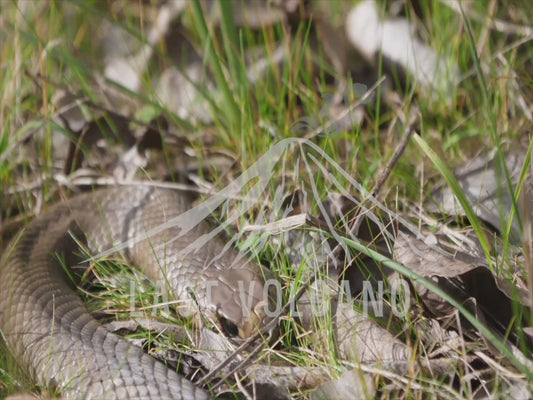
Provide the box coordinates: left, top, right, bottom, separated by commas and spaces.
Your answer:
413, 134, 493, 269
339, 232, 532, 380
190, 0, 241, 132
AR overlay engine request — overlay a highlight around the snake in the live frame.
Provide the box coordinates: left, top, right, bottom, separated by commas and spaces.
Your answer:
0, 186, 271, 399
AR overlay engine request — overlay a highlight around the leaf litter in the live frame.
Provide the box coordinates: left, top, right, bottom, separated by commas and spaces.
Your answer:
1, 1, 533, 399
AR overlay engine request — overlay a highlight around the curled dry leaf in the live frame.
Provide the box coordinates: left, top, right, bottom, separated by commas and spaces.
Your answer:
53, 87, 174, 183
345, 0, 458, 98
394, 232, 530, 344
54, 97, 137, 175
104, 0, 188, 91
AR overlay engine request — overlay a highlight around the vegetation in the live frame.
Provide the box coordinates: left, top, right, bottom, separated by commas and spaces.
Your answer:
1, 0, 533, 398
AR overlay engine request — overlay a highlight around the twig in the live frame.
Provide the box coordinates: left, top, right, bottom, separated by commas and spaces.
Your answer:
234, 372, 253, 400
303, 76, 386, 140
209, 338, 267, 391
329, 113, 418, 265
197, 276, 314, 387
440, 0, 533, 36
370, 122, 416, 199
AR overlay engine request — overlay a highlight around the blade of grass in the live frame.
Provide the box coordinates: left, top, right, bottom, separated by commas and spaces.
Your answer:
219, 0, 240, 85
413, 134, 493, 270
502, 139, 533, 259
190, 0, 241, 132
460, 3, 520, 245
338, 232, 533, 380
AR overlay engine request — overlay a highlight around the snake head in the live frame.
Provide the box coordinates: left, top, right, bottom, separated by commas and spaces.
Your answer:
204, 265, 275, 339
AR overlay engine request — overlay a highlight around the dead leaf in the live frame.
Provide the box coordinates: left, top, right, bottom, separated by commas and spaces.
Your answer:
104, 0, 188, 91
427, 147, 529, 244
345, 0, 458, 98
63, 111, 136, 175
53, 90, 89, 132
156, 64, 214, 124
231, 1, 287, 28
334, 302, 411, 365
394, 232, 531, 347
245, 365, 327, 392
310, 369, 376, 400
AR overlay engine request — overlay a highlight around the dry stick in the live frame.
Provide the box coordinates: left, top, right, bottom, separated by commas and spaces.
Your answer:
209, 335, 270, 392
330, 118, 417, 264
234, 372, 254, 400
0, 71, 151, 167
439, 0, 533, 36
197, 277, 315, 388
370, 126, 415, 199
303, 76, 386, 140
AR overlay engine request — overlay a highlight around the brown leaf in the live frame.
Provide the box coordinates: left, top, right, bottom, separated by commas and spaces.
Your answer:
310, 369, 376, 400
63, 111, 136, 175
394, 232, 530, 344
345, 0, 458, 98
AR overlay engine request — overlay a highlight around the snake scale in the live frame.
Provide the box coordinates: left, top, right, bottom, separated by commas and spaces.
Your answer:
0, 186, 270, 399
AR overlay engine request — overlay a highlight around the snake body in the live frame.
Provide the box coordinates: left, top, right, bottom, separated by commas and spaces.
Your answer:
0, 186, 269, 399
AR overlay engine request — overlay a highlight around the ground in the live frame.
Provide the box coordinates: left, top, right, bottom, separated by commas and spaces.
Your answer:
1, 1, 533, 399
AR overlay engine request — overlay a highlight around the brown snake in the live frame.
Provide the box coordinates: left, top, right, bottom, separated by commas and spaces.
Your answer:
0, 186, 271, 399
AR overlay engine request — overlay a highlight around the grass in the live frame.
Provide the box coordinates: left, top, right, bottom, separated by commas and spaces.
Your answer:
1, 0, 533, 398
